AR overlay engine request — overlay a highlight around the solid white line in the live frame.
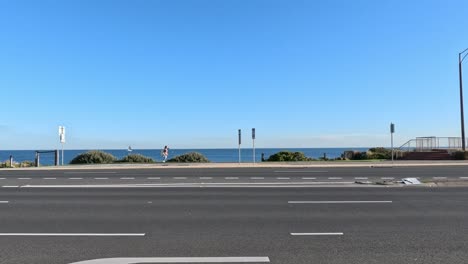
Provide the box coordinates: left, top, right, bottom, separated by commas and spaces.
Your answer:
225, 177, 239, 180
0, 233, 145, 237
276, 177, 290, 180
17, 178, 31, 180
291, 232, 343, 236
275, 171, 328, 173
3, 186, 19, 188
354, 177, 368, 180
328, 177, 342, 180
200, 177, 212, 180
288, 201, 392, 204
0, 201, 9, 203
121, 177, 135, 180
381, 177, 394, 180
64, 172, 117, 174
147, 177, 160, 180
250, 177, 264, 180
43, 178, 56, 180
69, 178, 83, 180
94, 178, 109, 180
67, 257, 270, 264
174, 177, 187, 180
302, 177, 316, 180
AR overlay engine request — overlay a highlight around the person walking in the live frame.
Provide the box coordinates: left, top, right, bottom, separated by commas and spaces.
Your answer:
162, 146, 169, 162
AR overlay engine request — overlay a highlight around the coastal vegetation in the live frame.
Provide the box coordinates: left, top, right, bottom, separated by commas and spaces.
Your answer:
266, 151, 314, 162
118, 154, 155, 163
70, 150, 117, 164
167, 152, 210, 163
0, 160, 34, 168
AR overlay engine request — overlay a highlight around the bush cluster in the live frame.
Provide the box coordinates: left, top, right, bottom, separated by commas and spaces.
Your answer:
119, 154, 155, 163
266, 151, 313, 162
70, 151, 117, 164
167, 152, 210, 163
452, 151, 467, 160
366, 147, 392, 159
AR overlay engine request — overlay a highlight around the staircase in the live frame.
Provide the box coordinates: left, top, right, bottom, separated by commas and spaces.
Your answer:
403, 150, 452, 160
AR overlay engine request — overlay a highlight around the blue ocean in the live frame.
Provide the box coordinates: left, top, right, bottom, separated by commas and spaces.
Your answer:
0, 148, 369, 165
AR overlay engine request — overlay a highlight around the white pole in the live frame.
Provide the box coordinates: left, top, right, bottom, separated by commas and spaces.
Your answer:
238, 144, 241, 163
61, 143, 64, 166
391, 131, 394, 163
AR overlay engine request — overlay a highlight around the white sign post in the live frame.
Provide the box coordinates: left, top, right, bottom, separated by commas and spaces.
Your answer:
59, 126, 66, 166
238, 129, 241, 163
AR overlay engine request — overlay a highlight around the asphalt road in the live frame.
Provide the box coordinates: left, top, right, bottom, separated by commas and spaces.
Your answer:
0, 166, 468, 186
0, 167, 467, 263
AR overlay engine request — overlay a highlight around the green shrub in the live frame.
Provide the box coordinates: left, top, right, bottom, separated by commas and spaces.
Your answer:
119, 154, 155, 163
70, 150, 117, 164
267, 151, 313, 162
367, 147, 392, 159
18, 161, 34, 167
351, 151, 367, 160
167, 152, 209, 163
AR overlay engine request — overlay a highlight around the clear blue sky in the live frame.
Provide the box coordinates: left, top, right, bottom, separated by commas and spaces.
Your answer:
1, 0, 468, 149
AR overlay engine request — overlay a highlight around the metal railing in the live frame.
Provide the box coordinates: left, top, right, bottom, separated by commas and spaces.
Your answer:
398, 137, 466, 152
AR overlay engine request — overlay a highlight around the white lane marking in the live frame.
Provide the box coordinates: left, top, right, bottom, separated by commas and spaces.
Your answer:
275, 171, 328, 173
17, 178, 31, 180
121, 177, 135, 180
225, 177, 239, 180
328, 177, 342, 180
288, 201, 392, 204
0, 201, 9, 203
251, 177, 264, 180
0, 233, 145, 237
276, 177, 290, 180
174, 177, 187, 180
69, 178, 83, 180
0, 178, 5, 180
354, 177, 368, 180
460, 177, 468, 179
381, 177, 394, 180
302, 177, 316, 180
291, 233, 343, 236
2, 186, 19, 188
67, 257, 270, 264
147, 177, 160, 180
433, 177, 447, 179
200, 177, 212, 180
94, 178, 109, 180
43, 178, 56, 180
20, 182, 356, 188
64, 172, 117, 174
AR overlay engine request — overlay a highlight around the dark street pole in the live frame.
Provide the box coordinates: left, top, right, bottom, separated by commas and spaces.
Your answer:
459, 48, 468, 151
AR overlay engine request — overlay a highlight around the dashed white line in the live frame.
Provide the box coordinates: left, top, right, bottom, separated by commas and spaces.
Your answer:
291, 232, 343, 236
94, 178, 109, 180
64, 172, 117, 174
199, 177, 212, 180
43, 178, 56, 180
67, 257, 271, 263
225, 177, 239, 180
0, 201, 9, 203
275, 171, 328, 173
354, 177, 368, 180
0, 233, 145, 237
433, 177, 447, 179
459, 177, 468, 179
0, 178, 5, 180
288, 201, 392, 204
251, 177, 264, 180
17, 178, 31, 180
381, 177, 394, 180
302, 177, 316, 180
328, 177, 342, 180
121, 177, 135, 180
2, 186, 19, 188
174, 177, 187, 180
69, 178, 83, 180
147, 177, 160, 180
276, 177, 290, 180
